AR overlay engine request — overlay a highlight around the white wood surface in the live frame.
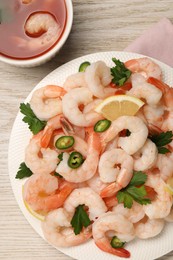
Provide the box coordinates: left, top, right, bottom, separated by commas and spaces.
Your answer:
1, 0, 173, 259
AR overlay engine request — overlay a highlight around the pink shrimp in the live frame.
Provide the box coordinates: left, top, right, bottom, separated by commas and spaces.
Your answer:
25, 131, 58, 175
125, 57, 162, 80
147, 77, 173, 131
56, 130, 102, 183
23, 173, 76, 213
42, 208, 92, 247
30, 85, 66, 121
92, 212, 135, 258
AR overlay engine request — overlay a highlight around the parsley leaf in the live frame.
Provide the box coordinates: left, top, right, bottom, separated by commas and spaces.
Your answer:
111, 58, 132, 86
15, 162, 33, 179
117, 191, 133, 208
127, 186, 146, 200
71, 205, 91, 235
128, 171, 147, 186
58, 152, 64, 161
54, 172, 63, 178
117, 171, 151, 209
149, 131, 173, 154
20, 103, 46, 135
158, 147, 170, 154
57, 152, 64, 166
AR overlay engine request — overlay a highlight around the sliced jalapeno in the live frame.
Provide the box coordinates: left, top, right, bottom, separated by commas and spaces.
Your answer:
55, 136, 74, 150
68, 152, 84, 169
79, 61, 91, 72
94, 119, 111, 132
110, 236, 125, 248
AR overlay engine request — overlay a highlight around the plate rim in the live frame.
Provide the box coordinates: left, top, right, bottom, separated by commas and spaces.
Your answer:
8, 51, 173, 260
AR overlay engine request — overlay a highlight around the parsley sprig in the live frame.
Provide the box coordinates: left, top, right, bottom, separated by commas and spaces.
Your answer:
110, 58, 132, 86
15, 162, 33, 179
117, 171, 151, 209
71, 205, 91, 235
149, 131, 173, 154
20, 103, 46, 135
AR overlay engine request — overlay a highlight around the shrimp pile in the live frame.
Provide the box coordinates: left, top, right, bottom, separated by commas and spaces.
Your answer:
20, 57, 173, 258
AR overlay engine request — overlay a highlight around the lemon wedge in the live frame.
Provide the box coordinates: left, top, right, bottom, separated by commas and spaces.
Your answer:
24, 200, 45, 221
22, 186, 45, 221
95, 95, 145, 121
165, 177, 173, 195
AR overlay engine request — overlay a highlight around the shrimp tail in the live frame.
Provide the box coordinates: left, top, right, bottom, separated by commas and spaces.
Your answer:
95, 241, 130, 258
147, 77, 169, 93
103, 196, 118, 208
44, 182, 76, 211
40, 127, 53, 148
40, 114, 63, 148
60, 117, 75, 135
43, 85, 66, 98
100, 182, 121, 198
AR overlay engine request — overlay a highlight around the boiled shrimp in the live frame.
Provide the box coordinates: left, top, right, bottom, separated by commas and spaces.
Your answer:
99, 148, 134, 198
18, 13, 61, 50
62, 87, 102, 127
165, 207, 173, 222
125, 57, 162, 80
63, 72, 87, 91
101, 116, 148, 155
42, 208, 92, 247
85, 61, 115, 98
155, 153, 173, 181
104, 136, 119, 152
128, 73, 162, 105
87, 172, 107, 194
25, 131, 58, 175
56, 131, 101, 182
30, 85, 66, 121
147, 77, 173, 131
83, 98, 103, 114
143, 104, 164, 129
112, 202, 145, 223
64, 188, 107, 221
143, 174, 172, 219
99, 148, 133, 184
133, 139, 158, 171
23, 173, 75, 212
92, 212, 135, 258
134, 216, 165, 239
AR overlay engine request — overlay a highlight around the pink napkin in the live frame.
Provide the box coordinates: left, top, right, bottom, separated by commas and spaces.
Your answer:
124, 18, 173, 67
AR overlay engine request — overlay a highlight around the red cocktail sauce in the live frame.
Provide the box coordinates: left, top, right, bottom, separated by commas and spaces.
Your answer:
0, 0, 67, 59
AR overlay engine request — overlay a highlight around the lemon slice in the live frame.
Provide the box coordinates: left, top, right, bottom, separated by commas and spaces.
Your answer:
24, 200, 46, 221
95, 95, 145, 121
22, 186, 45, 221
165, 177, 173, 195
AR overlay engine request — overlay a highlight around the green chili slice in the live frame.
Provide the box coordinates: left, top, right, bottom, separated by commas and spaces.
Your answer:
94, 119, 111, 132
110, 236, 125, 248
55, 136, 74, 150
79, 61, 91, 72
68, 152, 84, 169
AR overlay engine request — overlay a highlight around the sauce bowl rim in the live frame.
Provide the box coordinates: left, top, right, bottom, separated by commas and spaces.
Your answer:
0, 0, 73, 67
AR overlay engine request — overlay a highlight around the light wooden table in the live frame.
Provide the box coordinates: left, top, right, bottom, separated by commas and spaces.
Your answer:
1, 0, 173, 259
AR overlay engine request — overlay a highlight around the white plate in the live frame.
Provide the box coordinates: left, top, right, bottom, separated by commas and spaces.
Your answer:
8, 51, 173, 260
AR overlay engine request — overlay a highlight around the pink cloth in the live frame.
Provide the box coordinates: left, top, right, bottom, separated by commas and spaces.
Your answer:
124, 18, 173, 67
